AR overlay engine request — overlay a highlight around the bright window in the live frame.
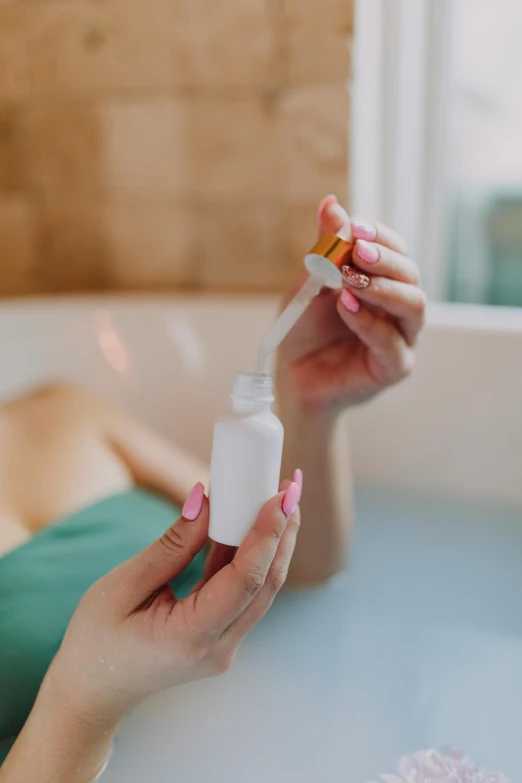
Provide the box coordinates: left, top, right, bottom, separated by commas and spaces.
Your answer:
448, 0, 522, 306
351, 0, 522, 306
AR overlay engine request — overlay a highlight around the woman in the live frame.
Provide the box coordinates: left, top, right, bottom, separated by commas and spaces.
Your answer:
0, 198, 425, 781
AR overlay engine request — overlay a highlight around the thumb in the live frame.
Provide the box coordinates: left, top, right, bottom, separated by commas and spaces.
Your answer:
115, 483, 209, 612
318, 195, 351, 238
283, 197, 352, 307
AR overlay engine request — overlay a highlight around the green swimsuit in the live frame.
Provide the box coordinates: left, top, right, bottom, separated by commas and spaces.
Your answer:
0, 489, 205, 763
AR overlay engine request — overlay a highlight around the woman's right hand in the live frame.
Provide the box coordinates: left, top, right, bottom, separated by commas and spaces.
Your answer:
47, 480, 301, 727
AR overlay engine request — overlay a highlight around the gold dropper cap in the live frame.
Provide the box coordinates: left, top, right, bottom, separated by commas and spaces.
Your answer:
307, 232, 353, 267
304, 228, 353, 289
257, 228, 354, 368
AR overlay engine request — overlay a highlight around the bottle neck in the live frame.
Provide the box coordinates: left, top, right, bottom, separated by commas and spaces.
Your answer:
230, 371, 274, 413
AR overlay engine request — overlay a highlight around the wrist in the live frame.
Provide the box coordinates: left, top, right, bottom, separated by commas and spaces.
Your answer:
277, 378, 340, 487
275, 357, 346, 424
276, 378, 338, 431
42, 668, 121, 739
1, 673, 118, 783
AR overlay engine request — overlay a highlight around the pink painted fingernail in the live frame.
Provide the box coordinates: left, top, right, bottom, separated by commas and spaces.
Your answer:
318, 194, 338, 220
293, 469, 303, 502
352, 219, 377, 241
282, 481, 300, 518
182, 482, 204, 520
356, 239, 379, 264
340, 288, 360, 313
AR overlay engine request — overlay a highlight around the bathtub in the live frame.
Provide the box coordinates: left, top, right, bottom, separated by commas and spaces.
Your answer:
1, 296, 522, 780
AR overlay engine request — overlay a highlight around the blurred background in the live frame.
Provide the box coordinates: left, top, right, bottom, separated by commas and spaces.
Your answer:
0, 0, 351, 295
448, 0, 522, 306
0, 0, 520, 304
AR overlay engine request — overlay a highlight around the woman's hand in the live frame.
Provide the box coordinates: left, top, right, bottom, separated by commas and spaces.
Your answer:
277, 195, 426, 413
48, 482, 300, 726
1, 481, 301, 782
276, 197, 425, 584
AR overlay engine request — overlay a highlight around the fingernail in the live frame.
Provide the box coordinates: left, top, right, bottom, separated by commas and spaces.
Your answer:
318, 194, 338, 220
340, 288, 360, 313
282, 481, 300, 518
352, 220, 377, 241
341, 265, 371, 289
182, 482, 204, 520
356, 239, 379, 264
293, 469, 303, 502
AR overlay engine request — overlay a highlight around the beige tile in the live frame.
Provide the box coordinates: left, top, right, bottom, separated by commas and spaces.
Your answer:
27, 0, 177, 94
189, 98, 279, 197
277, 86, 349, 201
27, 100, 103, 200
36, 202, 109, 292
101, 99, 189, 198
105, 203, 195, 289
0, 105, 29, 194
175, 0, 281, 87
196, 199, 291, 290
0, 6, 29, 99
284, 0, 354, 84
0, 197, 37, 296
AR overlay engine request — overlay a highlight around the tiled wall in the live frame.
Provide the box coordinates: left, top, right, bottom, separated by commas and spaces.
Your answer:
0, 0, 353, 296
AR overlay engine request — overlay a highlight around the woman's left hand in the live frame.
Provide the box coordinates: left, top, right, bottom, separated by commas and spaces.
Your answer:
1, 485, 300, 783
277, 195, 426, 412
45, 485, 299, 728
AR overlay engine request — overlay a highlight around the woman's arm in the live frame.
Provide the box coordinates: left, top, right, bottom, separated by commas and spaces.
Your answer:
279, 401, 352, 587
0, 677, 116, 783
104, 405, 210, 504
275, 196, 425, 587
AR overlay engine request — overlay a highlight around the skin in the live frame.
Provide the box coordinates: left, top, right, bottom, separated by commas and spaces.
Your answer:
276, 198, 425, 585
1, 491, 301, 782
0, 197, 425, 781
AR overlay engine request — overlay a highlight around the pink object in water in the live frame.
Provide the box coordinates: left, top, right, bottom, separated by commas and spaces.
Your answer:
368, 748, 508, 783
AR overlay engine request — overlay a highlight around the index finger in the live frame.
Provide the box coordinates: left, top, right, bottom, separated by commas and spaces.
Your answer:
318, 197, 408, 255
189, 490, 292, 635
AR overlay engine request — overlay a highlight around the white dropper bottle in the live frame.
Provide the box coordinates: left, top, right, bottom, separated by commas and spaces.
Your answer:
209, 371, 284, 547
257, 228, 353, 371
